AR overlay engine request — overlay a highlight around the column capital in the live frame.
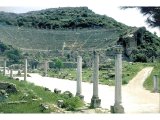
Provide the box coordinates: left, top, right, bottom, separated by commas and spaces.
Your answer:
115, 45, 123, 54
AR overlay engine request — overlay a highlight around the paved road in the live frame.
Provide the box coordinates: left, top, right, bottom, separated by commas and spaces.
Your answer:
14, 67, 159, 113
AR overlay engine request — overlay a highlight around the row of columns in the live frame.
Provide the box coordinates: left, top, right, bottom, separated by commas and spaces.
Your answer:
2, 58, 49, 81
76, 51, 101, 108
76, 47, 124, 112
2, 45, 159, 113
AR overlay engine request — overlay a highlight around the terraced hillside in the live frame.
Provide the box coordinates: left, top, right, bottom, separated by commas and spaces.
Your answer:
0, 25, 122, 51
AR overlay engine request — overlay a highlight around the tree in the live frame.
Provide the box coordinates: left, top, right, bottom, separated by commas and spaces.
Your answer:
54, 58, 63, 71
121, 7, 160, 28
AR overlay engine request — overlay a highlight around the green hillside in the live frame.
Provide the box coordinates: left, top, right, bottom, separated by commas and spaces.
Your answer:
0, 7, 160, 63
0, 7, 128, 30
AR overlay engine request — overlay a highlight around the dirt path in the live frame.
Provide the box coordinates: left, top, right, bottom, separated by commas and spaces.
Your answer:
14, 67, 159, 113
123, 67, 160, 113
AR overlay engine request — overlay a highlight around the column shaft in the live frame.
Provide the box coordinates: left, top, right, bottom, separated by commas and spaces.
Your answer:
76, 56, 82, 96
3, 59, 6, 76
93, 53, 99, 98
24, 58, 27, 81
115, 53, 122, 105
44, 60, 48, 76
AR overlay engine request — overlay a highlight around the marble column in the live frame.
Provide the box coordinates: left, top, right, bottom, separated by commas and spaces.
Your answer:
10, 69, 13, 78
3, 59, 6, 76
44, 60, 48, 77
111, 45, 124, 113
76, 56, 84, 100
90, 51, 101, 108
24, 58, 27, 81
153, 75, 159, 92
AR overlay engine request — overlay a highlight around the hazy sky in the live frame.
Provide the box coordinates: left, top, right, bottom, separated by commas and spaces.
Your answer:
0, 0, 160, 36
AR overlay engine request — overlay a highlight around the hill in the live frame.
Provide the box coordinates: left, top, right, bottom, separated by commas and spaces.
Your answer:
0, 7, 160, 63
0, 7, 129, 30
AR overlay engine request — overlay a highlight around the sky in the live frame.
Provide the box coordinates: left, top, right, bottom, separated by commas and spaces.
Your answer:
0, 0, 160, 36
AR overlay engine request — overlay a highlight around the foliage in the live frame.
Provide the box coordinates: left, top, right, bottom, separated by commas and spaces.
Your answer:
144, 62, 160, 92
0, 41, 23, 64
129, 29, 160, 62
53, 58, 64, 70
121, 7, 160, 28
0, 7, 129, 30
48, 62, 146, 86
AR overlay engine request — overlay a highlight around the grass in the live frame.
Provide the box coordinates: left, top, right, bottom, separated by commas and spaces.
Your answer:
48, 61, 148, 86
0, 74, 84, 113
144, 62, 160, 92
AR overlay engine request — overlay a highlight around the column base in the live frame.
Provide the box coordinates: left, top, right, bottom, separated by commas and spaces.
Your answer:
90, 96, 101, 108
110, 104, 124, 113
76, 93, 84, 100
153, 89, 159, 93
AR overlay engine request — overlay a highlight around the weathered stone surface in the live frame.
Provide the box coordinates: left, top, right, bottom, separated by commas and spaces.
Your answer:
39, 103, 49, 112
57, 100, 65, 108
90, 97, 101, 108
7, 100, 27, 104
44, 87, 51, 91
110, 104, 124, 113
0, 82, 17, 93
54, 88, 61, 94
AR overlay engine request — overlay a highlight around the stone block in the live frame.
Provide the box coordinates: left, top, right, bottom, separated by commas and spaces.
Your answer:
57, 100, 65, 108
54, 88, 61, 94
110, 104, 124, 113
39, 103, 49, 112
0, 82, 17, 93
90, 97, 101, 108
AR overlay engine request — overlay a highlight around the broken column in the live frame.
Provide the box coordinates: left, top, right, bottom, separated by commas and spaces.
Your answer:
3, 58, 6, 76
10, 69, 13, 78
153, 75, 159, 92
24, 57, 27, 81
44, 60, 48, 77
90, 51, 101, 108
111, 45, 124, 113
76, 55, 84, 100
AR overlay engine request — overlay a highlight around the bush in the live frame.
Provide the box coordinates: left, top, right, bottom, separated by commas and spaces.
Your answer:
63, 96, 84, 111
132, 53, 147, 62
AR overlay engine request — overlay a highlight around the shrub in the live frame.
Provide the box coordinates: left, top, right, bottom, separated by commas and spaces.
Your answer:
63, 96, 84, 111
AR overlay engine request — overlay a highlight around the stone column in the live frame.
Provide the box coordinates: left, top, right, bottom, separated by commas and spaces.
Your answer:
10, 69, 13, 78
3, 58, 6, 76
76, 56, 84, 100
44, 60, 48, 77
90, 51, 101, 108
111, 45, 124, 113
153, 75, 159, 92
24, 58, 27, 81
